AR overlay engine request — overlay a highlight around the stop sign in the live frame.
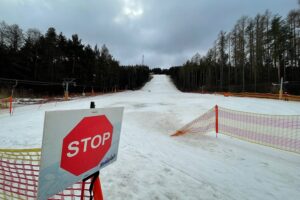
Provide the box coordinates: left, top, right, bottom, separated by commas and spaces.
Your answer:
60, 115, 113, 176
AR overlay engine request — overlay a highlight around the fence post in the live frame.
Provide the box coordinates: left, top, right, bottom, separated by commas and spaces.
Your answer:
80, 181, 86, 200
215, 105, 218, 138
93, 176, 104, 200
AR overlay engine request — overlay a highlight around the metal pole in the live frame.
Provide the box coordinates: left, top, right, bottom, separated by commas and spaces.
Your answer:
10, 80, 18, 115
90, 101, 95, 109
80, 102, 103, 200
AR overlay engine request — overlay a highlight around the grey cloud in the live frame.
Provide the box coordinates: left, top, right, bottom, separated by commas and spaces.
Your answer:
0, 0, 298, 68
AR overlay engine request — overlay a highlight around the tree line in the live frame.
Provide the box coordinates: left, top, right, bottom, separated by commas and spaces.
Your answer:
169, 8, 300, 95
0, 22, 150, 97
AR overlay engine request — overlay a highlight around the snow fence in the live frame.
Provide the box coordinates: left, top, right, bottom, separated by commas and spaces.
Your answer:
0, 97, 9, 109
173, 106, 300, 154
0, 148, 91, 199
172, 107, 215, 136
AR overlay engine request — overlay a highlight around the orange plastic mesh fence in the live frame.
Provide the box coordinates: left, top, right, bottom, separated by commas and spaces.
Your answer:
218, 107, 300, 154
172, 108, 215, 136
0, 97, 10, 109
173, 106, 300, 154
0, 148, 91, 199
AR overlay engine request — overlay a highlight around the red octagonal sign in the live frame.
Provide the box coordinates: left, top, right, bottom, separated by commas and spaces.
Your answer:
60, 115, 113, 176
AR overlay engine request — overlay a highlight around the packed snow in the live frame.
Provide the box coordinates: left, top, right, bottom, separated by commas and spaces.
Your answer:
1, 75, 300, 200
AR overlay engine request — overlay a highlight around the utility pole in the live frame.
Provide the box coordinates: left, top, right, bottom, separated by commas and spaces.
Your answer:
10, 80, 17, 115
142, 54, 144, 65
92, 74, 96, 96
63, 78, 76, 100
11, 80, 18, 98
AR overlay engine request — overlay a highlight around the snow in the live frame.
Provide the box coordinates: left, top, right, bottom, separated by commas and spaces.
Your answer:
1, 75, 300, 200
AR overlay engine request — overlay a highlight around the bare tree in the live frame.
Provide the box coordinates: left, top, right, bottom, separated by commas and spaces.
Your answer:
0, 21, 8, 46
237, 16, 248, 91
217, 31, 227, 90
191, 52, 201, 65
263, 10, 272, 82
5, 24, 24, 51
230, 25, 239, 85
26, 28, 41, 45
246, 18, 255, 91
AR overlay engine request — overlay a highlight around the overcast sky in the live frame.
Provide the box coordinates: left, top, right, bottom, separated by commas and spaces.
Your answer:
0, 0, 298, 68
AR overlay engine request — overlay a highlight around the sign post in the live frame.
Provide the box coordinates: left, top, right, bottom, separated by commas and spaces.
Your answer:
37, 105, 124, 199
79, 101, 103, 200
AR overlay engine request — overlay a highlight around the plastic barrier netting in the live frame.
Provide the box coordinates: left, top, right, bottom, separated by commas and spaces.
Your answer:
0, 148, 91, 200
220, 92, 300, 102
173, 106, 300, 154
0, 97, 10, 109
172, 108, 215, 136
218, 107, 300, 154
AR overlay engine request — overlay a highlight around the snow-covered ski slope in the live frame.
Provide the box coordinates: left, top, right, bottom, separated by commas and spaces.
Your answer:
1, 75, 300, 200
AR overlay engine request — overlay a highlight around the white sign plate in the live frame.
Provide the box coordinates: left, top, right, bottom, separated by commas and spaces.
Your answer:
37, 107, 124, 200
